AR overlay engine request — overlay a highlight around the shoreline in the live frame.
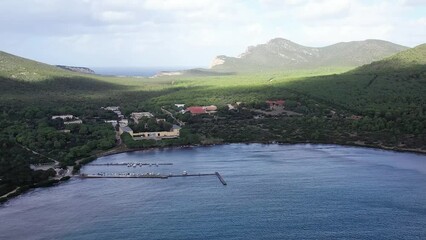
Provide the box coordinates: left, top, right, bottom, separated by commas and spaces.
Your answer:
95, 140, 426, 159
1, 141, 424, 204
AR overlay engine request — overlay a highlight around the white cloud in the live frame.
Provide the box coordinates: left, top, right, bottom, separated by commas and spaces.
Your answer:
0, 0, 424, 67
298, 0, 351, 20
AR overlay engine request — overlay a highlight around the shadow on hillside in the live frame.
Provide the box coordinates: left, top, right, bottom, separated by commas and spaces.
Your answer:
0, 76, 130, 93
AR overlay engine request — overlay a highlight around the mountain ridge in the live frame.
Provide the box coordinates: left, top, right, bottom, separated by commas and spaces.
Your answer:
211, 38, 408, 71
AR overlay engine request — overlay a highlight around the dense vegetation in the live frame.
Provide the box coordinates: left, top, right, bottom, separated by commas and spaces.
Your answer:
0, 44, 425, 201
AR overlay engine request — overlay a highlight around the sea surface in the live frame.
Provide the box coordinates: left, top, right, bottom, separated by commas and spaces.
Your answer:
1, 144, 426, 240
91, 67, 195, 77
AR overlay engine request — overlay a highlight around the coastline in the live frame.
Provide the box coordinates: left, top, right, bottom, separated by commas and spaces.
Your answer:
95, 140, 426, 159
1, 140, 424, 204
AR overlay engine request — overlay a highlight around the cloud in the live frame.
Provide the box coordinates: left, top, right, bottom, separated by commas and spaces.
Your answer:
298, 0, 351, 20
0, 0, 424, 67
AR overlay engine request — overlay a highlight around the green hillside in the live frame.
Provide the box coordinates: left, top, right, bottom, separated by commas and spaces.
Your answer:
0, 51, 82, 81
211, 38, 408, 72
354, 43, 426, 73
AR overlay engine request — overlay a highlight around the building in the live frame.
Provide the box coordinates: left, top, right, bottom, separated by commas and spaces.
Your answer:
122, 124, 181, 140
175, 104, 185, 108
106, 119, 129, 127
52, 115, 82, 124
119, 119, 129, 127
64, 119, 83, 125
204, 105, 217, 111
51, 115, 74, 120
186, 106, 207, 115
102, 106, 120, 111
185, 105, 217, 115
131, 112, 154, 123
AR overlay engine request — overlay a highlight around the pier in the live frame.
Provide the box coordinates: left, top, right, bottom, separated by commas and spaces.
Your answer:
215, 172, 227, 185
79, 172, 227, 186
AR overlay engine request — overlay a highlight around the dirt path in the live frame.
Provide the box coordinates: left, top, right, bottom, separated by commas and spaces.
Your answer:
0, 187, 20, 199
17, 143, 59, 165
161, 107, 185, 126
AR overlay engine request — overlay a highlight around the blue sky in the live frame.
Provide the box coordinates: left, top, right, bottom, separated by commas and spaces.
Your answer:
0, 0, 425, 68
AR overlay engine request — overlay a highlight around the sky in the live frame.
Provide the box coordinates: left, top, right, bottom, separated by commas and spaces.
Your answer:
0, 0, 425, 68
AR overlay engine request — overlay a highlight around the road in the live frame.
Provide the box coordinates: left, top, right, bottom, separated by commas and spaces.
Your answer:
161, 107, 185, 126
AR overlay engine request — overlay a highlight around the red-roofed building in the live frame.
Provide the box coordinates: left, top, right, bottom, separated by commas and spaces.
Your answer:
186, 106, 207, 115
204, 105, 217, 111
266, 100, 285, 109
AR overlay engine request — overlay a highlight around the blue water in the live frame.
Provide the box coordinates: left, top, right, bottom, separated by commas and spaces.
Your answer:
1, 144, 425, 240
91, 67, 195, 77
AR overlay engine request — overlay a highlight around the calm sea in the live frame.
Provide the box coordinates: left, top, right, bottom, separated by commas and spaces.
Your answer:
1, 144, 425, 240
91, 67, 195, 77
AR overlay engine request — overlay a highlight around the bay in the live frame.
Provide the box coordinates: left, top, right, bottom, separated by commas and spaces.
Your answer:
1, 144, 425, 240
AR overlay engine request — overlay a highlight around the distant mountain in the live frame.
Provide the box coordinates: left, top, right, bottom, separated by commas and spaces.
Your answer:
56, 65, 95, 74
210, 38, 408, 71
0, 51, 76, 81
354, 43, 426, 73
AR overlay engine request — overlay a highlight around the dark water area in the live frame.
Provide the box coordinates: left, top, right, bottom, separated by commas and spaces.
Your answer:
1, 144, 425, 240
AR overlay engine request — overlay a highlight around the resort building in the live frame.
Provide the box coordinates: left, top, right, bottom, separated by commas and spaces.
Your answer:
63, 119, 83, 125
51, 115, 74, 120
185, 105, 218, 115
102, 106, 120, 111
119, 124, 181, 140
131, 112, 154, 123
52, 115, 82, 124
132, 125, 181, 140
105, 119, 129, 127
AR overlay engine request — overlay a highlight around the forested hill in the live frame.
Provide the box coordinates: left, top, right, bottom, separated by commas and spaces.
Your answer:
285, 43, 426, 121
0, 51, 79, 81
210, 38, 408, 72
353, 43, 426, 74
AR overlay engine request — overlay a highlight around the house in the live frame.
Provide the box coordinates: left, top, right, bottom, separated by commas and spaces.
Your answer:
105, 120, 117, 127
64, 119, 83, 125
350, 115, 362, 120
266, 100, 285, 109
185, 105, 218, 115
227, 104, 235, 110
186, 106, 207, 115
52, 115, 74, 120
130, 125, 181, 140
131, 112, 154, 123
175, 104, 185, 108
204, 105, 217, 111
102, 106, 120, 111
52, 115, 82, 124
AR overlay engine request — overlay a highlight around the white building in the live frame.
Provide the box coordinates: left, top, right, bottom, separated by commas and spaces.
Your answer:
52, 115, 74, 120
103, 106, 120, 111
131, 112, 154, 123
64, 119, 83, 125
